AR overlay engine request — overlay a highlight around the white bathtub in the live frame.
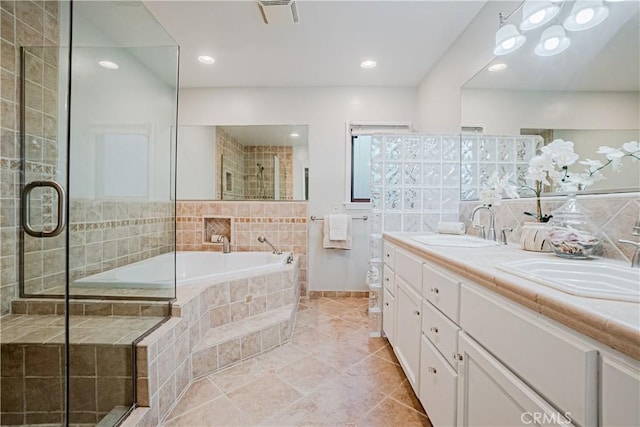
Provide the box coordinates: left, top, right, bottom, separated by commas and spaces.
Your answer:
73, 251, 288, 289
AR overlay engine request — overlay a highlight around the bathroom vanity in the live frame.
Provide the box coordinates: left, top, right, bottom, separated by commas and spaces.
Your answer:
382, 233, 640, 427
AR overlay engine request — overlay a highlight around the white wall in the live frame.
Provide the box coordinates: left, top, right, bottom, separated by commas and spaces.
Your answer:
178, 87, 417, 292
461, 89, 640, 135
416, 1, 507, 132
176, 126, 216, 199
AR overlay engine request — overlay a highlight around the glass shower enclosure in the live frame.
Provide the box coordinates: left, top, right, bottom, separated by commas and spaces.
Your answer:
2, 1, 179, 425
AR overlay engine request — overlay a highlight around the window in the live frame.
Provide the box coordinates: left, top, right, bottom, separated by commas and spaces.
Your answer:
351, 135, 372, 202
348, 122, 414, 203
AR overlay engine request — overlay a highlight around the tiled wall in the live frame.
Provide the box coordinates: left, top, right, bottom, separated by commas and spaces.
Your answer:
176, 201, 308, 296
369, 135, 461, 233
0, 343, 133, 425
244, 146, 293, 200
0, 0, 60, 315
460, 192, 640, 263
215, 127, 245, 200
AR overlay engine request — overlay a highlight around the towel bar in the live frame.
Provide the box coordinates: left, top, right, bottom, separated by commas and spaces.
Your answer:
310, 215, 368, 221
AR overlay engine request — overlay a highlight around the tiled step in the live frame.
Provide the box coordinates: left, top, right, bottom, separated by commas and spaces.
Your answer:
191, 303, 296, 378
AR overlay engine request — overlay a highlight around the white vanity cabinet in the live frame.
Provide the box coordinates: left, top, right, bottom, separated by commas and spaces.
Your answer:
395, 276, 423, 393
382, 242, 397, 346
420, 333, 458, 427
457, 332, 572, 427
600, 353, 640, 427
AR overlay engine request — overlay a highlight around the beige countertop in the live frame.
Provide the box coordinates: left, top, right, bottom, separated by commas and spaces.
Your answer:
383, 232, 640, 360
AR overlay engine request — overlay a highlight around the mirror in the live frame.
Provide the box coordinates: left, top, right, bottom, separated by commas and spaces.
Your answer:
461, 0, 639, 197
177, 125, 309, 200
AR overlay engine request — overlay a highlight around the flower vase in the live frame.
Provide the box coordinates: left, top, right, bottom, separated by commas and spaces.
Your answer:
520, 223, 552, 252
547, 192, 601, 259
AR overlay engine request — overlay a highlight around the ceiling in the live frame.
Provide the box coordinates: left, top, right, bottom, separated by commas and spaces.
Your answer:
143, 1, 485, 88
218, 125, 308, 147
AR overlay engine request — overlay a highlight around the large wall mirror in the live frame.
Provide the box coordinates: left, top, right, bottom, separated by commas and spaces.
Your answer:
177, 125, 309, 201
461, 0, 639, 197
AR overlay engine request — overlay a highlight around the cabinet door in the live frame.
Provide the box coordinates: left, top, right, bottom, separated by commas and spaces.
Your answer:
601, 355, 640, 427
383, 287, 396, 346
420, 334, 457, 427
395, 277, 422, 394
457, 333, 572, 427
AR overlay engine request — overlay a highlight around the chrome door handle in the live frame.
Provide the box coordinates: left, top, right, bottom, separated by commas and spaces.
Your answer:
430, 326, 439, 333
21, 181, 66, 237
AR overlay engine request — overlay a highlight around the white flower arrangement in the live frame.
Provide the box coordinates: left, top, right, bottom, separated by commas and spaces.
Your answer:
479, 138, 639, 221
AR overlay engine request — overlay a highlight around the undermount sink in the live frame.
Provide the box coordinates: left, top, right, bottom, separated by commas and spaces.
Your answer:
412, 234, 501, 248
496, 259, 640, 303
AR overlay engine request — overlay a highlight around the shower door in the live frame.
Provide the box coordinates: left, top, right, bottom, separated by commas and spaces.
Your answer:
16, 1, 179, 425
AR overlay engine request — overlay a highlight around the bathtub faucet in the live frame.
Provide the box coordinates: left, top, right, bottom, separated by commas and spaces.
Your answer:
216, 235, 231, 253
257, 235, 282, 254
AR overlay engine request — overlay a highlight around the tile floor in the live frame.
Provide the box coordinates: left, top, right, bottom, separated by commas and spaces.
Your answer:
160, 297, 431, 426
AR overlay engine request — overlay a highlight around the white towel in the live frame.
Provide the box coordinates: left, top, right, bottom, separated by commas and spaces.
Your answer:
437, 221, 466, 235
328, 214, 349, 240
323, 215, 352, 250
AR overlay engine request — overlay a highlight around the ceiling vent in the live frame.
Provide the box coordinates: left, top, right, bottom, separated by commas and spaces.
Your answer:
257, 1, 299, 25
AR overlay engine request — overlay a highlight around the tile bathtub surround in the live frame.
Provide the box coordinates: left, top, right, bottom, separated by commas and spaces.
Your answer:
1, 0, 61, 315
122, 297, 429, 427
460, 192, 640, 263
176, 200, 308, 296
133, 259, 300, 424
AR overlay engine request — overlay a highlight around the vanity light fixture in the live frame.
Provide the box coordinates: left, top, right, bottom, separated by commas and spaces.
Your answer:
98, 60, 119, 69
534, 25, 572, 56
290, 132, 299, 137
488, 63, 508, 71
198, 55, 216, 64
520, 0, 561, 31
493, 23, 527, 56
360, 60, 377, 69
563, 0, 609, 31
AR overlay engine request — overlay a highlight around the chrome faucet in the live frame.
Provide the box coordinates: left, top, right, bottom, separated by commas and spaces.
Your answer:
618, 221, 640, 267
216, 235, 231, 254
470, 205, 497, 241
257, 235, 282, 254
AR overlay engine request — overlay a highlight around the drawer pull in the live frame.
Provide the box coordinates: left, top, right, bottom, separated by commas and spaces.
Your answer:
453, 353, 463, 361
431, 287, 439, 294
428, 367, 437, 374
385, 277, 390, 282
384, 302, 389, 306
430, 326, 439, 333
386, 253, 391, 258
413, 310, 420, 316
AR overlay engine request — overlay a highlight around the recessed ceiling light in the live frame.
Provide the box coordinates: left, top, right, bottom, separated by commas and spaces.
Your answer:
98, 60, 119, 70
488, 63, 508, 72
360, 60, 377, 69
198, 55, 215, 64
290, 133, 299, 137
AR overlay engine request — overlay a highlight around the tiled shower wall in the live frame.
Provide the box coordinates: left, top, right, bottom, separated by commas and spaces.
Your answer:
0, 0, 60, 315
460, 192, 640, 263
215, 127, 245, 200
244, 146, 293, 200
176, 201, 308, 295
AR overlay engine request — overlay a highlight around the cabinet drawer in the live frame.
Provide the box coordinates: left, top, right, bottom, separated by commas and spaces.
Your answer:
382, 287, 395, 346
383, 265, 395, 295
395, 248, 423, 293
420, 334, 457, 427
460, 284, 597, 427
422, 263, 460, 323
383, 241, 396, 270
422, 300, 459, 369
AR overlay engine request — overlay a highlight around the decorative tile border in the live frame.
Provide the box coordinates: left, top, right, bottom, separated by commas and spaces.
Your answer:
307, 291, 369, 298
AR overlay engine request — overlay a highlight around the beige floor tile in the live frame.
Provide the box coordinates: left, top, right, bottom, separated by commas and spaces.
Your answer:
358, 396, 432, 427
389, 379, 427, 415
276, 355, 340, 395
227, 374, 302, 424
159, 297, 430, 427
262, 396, 343, 427
162, 395, 250, 427
255, 343, 307, 373
208, 357, 268, 393
164, 378, 222, 422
